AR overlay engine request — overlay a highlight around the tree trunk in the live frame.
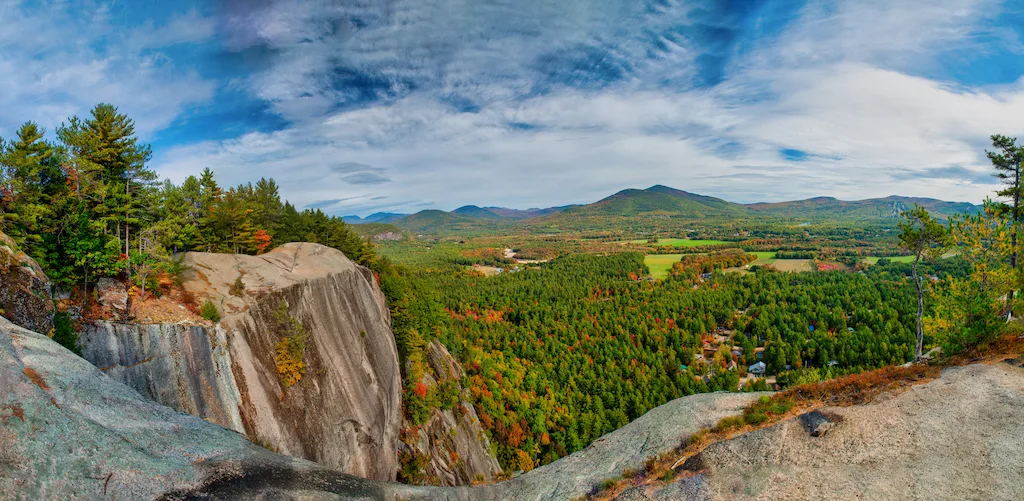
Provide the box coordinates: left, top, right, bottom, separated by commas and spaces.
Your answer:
912, 249, 924, 360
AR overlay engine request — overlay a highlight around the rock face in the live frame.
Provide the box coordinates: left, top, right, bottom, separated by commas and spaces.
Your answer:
0, 232, 52, 334
616, 363, 1024, 501
403, 340, 503, 485
0, 318, 426, 500
478, 391, 765, 501
1, 320, 763, 501
77, 322, 244, 433
76, 243, 402, 481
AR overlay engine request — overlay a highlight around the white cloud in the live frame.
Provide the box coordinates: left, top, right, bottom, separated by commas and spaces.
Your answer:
7, 0, 1023, 215
0, 1, 216, 139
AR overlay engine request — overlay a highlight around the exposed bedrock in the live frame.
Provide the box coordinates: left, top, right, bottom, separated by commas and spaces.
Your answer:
77, 243, 402, 481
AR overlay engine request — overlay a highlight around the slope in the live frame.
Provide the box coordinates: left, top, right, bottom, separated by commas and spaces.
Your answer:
747, 195, 978, 220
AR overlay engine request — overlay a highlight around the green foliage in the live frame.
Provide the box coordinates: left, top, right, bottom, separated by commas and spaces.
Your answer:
384, 251, 925, 471
200, 300, 220, 323
0, 104, 376, 295
899, 205, 950, 359
50, 311, 79, 355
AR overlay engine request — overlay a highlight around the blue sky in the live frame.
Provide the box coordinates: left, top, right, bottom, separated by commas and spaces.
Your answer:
1, 0, 1023, 216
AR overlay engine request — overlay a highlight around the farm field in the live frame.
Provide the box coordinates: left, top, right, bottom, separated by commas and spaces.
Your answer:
628, 238, 728, 247
644, 254, 683, 279
770, 259, 814, 272
864, 255, 916, 264
750, 251, 777, 265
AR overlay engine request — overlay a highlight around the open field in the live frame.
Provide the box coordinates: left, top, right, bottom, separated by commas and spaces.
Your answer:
770, 259, 814, 272
628, 238, 728, 247
644, 254, 682, 279
864, 255, 916, 264
750, 251, 777, 266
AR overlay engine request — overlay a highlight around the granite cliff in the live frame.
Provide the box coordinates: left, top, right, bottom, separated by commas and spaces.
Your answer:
77, 243, 402, 480
75, 242, 502, 485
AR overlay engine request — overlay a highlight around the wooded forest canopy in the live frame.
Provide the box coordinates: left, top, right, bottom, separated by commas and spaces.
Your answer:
0, 104, 375, 292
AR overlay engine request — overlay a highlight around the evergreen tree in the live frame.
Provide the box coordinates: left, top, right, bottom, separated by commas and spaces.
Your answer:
898, 205, 948, 360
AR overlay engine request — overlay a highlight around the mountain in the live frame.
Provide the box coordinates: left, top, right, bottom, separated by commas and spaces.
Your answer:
347, 187, 978, 234
747, 195, 979, 219
535, 185, 748, 225
485, 206, 573, 219
343, 212, 407, 224
452, 205, 572, 220
566, 185, 747, 217
395, 209, 484, 233
451, 205, 505, 220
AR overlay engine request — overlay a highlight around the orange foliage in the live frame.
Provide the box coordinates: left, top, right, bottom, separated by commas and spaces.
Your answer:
254, 229, 273, 254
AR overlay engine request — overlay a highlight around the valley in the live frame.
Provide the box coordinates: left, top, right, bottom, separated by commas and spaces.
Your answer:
0, 106, 1020, 500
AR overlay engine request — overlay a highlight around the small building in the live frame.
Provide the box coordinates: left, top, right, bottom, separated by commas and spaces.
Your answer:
748, 361, 766, 375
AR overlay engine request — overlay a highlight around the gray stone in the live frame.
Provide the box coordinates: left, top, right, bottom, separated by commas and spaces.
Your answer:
0, 231, 53, 334
799, 410, 836, 437
77, 243, 402, 481
96, 277, 129, 320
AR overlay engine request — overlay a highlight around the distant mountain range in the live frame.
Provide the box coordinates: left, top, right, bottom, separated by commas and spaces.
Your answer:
342, 185, 979, 233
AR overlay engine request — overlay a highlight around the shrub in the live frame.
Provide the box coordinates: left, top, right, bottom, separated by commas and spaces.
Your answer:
713, 415, 745, 432
50, 311, 80, 355
230, 275, 245, 297
271, 299, 311, 389
200, 300, 220, 323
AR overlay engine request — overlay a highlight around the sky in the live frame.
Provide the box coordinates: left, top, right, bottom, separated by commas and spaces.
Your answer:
1, 0, 1023, 216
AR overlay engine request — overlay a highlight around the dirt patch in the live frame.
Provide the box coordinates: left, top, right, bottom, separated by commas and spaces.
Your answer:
767, 259, 812, 272
130, 290, 205, 324
22, 367, 49, 391
1, 404, 25, 422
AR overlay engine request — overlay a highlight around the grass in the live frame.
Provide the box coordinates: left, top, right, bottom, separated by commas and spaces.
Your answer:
644, 254, 682, 279
864, 255, 916, 264
629, 238, 728, 247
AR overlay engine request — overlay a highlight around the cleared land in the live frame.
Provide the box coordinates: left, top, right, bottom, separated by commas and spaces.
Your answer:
770, 259, 814, 272
864, 255, 916, 264
644, 254, 682, 279
750, 251, 777, 266
629, 238, 728, 247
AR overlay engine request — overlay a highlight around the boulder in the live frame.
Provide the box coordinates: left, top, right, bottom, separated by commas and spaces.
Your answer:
96, 277, 129, 320
799, 410, 836, 437
0, 232, 53, 334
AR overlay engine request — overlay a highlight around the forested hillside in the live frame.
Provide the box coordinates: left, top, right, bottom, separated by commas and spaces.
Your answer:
0, 104, 374, 293
381, 250, 979, 473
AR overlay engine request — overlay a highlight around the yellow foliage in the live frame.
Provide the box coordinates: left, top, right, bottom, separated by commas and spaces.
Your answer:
275, 336, 307, 388
514, 449, 535, 472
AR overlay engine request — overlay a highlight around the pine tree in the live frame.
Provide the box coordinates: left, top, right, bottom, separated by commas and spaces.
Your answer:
898, 205, 948, 360
988, 135, 1024, 318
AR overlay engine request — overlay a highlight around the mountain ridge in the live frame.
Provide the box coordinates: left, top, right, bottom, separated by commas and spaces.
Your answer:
353, 185, 979, 233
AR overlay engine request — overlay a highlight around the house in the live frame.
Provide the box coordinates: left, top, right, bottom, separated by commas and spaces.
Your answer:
748, 361, 766, 375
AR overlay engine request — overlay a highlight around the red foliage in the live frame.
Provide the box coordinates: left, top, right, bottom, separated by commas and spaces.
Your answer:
414, 382, 427, 398
254, 229, 273, 254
